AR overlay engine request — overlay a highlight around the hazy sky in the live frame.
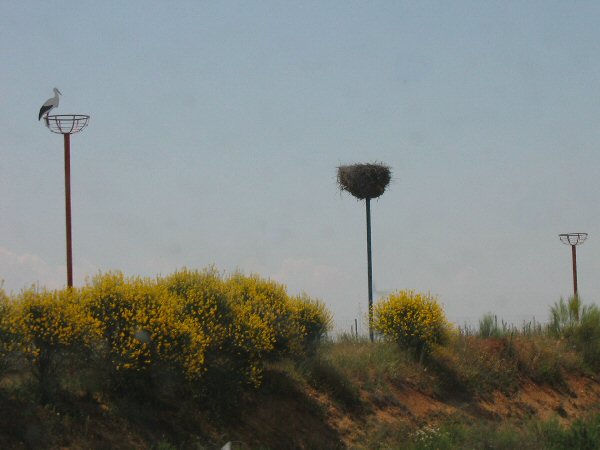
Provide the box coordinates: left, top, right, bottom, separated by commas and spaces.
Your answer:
2, 1, 600, 332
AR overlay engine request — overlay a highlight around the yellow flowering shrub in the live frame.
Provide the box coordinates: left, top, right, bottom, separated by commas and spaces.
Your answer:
160, 270, 333, 386
81, 272, 211, 380
224, 273, 294, 384
14, 288, 100, 363
0, 268, 334, 394
158, 268, 230, 380
0, 288, 18, 372
81, 272, 153, 372
289, 294, 332, 354
373, 290, 450, 356
148, 293, 212, 381
159, 268, 229, 345
12, 287, 101, 399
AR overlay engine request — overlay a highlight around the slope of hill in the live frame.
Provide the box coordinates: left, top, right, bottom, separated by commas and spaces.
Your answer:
2, 340, 600, 449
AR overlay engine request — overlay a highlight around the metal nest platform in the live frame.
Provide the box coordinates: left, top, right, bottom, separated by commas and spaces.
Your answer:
559, 233, 588, 246
45, 114, 90, 135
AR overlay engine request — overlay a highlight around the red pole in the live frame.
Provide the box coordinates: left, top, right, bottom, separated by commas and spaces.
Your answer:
572, 244, 578, 298
64, 133, 73, 288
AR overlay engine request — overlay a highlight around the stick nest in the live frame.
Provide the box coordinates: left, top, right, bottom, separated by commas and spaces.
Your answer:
337, 163, 391, 200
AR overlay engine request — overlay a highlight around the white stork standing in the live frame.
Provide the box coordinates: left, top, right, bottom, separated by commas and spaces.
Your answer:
38, 88, 61, 120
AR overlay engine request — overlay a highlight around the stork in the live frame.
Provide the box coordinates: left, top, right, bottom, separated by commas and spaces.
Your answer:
38, 88, 61, 120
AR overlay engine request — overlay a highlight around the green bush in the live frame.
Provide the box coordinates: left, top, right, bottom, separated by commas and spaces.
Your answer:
549, 296, 585, 338
430, 334, 519, 396
540, 415, 600, 450
478, 313, 500, 338
303, 352, 362, 410
573, 307, 600, 371
399, 415, 600, 450
512, 335, 582, 385
549, 296, 600, 371
477, 313, 518, 338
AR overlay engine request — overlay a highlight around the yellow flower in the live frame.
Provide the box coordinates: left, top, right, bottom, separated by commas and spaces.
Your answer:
373, 290, 449, 355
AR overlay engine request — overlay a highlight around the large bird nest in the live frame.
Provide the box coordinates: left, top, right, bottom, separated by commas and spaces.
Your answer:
337, 163, 391, 200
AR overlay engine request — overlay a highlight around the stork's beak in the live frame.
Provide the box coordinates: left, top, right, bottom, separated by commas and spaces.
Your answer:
55, 88, 62, 95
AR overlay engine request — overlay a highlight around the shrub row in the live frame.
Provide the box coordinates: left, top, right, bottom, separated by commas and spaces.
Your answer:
0, 269, 332, 399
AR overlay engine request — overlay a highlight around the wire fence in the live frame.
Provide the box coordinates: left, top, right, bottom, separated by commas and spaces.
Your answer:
330, 313, 560, 340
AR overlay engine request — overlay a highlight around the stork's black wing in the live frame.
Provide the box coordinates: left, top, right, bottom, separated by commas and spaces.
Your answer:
38, 104, 53, 120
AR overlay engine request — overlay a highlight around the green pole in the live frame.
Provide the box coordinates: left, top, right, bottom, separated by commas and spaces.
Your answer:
366, 198, 373, 342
